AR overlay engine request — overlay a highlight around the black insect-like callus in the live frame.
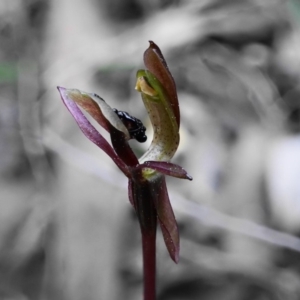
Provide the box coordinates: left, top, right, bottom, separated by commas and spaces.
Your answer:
113, 109, 147, 143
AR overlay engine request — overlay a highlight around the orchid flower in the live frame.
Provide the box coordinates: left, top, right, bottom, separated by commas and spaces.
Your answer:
58, 41, 192, 300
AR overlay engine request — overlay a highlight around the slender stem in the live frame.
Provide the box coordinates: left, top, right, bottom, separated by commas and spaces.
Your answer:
133, 177, 158, 300
141, 228, 156, 300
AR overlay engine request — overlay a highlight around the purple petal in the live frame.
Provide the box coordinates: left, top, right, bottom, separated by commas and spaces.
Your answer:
58, 86, 129, 176
128, 179, 136, 209
153, 176, 179, 263
63, 88, 130, 139
110, 126, 139, 167
139, 161, 192, 180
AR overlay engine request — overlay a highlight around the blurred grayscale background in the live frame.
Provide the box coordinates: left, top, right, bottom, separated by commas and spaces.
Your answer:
1, 0, 300, 299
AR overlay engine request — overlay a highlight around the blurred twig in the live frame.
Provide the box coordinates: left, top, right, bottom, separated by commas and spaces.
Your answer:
44, 129, 300, 254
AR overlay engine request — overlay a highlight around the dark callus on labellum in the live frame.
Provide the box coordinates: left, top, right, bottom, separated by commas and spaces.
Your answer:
113, 108, 147, 143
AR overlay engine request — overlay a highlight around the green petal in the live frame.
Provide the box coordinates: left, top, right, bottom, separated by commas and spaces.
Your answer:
144, 41, 180, 127
136, 70, 179, 164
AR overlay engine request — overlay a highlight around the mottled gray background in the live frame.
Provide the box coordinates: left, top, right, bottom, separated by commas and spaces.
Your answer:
1, 0, 300, 299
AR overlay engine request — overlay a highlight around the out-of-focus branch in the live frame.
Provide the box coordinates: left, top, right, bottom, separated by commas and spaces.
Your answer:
44, 129, 300, 254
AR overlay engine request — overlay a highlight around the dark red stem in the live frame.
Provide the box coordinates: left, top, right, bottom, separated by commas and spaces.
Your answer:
141, 228, 156, 300
132, 177, 158, 300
